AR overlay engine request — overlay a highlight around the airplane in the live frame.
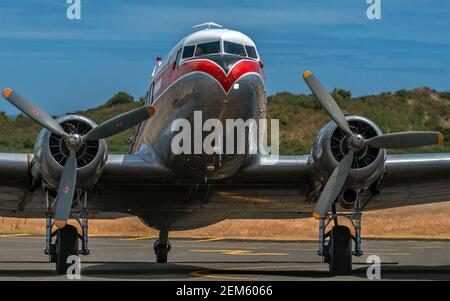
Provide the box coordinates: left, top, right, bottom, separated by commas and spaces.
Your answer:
0, 22, 449, 276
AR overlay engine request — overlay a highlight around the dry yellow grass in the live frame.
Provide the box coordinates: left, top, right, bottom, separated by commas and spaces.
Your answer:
1, 202, 449, 240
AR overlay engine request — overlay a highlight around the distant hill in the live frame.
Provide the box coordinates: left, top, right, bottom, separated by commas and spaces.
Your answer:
0, 92, 143, 153
1, 88, 450, 154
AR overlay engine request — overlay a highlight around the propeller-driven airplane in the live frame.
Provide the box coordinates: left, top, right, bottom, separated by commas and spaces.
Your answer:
0, 23, 448, 275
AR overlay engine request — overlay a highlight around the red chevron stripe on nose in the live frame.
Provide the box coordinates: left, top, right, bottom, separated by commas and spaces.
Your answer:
153, 59, 264, 100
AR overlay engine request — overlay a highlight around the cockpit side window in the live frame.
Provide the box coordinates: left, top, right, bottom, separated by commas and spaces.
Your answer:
182, 45, 195, 59
195, 41, 221, 56
245, 45, 258, 59
224, 41, 246, 57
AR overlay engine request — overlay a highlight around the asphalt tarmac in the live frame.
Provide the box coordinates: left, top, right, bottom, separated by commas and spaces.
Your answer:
0, 235, 448, 280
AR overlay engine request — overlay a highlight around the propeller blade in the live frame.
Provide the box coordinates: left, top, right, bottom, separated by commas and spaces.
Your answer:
2, 88, 68, 138
83, 106, 155, 141
303, 71, 353, 137
54, 150, 77, 228
365, 131, 443, 149
313, 149, 354, 219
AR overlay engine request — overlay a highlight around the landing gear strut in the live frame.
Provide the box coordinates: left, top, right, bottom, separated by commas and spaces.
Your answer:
318, 205, 363, 276
154, 230, 171, 263
44, 190, 90, 274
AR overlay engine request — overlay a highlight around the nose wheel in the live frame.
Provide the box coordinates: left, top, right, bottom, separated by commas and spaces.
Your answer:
154, 230, 171, 263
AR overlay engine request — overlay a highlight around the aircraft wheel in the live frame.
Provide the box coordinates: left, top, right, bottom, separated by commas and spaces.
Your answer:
329, 225, 352, 276
49, 243, 57, 263
323, 245, 330, 263
154, 239, 171, 263
50, 252, 57, 263
55, 225, 79, 275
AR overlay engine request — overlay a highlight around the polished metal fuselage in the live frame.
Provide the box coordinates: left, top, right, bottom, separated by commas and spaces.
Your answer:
133, 55, 267, 180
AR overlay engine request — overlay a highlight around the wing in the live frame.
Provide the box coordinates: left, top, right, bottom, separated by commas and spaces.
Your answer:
2, 151, 450, 219
230, 155, 311, 183
0, 152, 312, 220
99, 153, 176, 185
0, 151, 177, 218
0, 153, 32, 211
366, 153, 450, 210
232, 153, 450, 211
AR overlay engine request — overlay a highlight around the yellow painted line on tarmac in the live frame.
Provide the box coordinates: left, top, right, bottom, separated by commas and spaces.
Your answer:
190, 269, 256, 280
189, 249, 288, 256
119, 236, 158, 241
0, 233, 31, 238
191, 264, 320, 280
226, 264, 319, 270
187, 237, 224, 243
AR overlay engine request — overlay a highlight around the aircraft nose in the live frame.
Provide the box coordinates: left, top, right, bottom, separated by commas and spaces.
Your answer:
202, 54, 247, 74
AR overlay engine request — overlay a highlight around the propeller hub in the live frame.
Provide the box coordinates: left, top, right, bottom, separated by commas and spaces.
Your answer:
349, 134, 365, 150
67, 133, 82, 150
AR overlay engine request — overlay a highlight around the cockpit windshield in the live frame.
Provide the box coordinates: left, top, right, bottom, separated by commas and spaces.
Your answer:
195, 41, 221, 56
182, 45, 195, 59
224, 41, 246, 56
181, 40, 259, 60
245, 45, 258, 59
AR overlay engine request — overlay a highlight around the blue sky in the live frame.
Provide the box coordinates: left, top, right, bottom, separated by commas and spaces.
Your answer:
0, 0, 449, 115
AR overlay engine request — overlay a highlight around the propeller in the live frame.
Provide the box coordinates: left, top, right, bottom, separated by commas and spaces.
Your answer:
3, 88, 155, 228
54, 150, 77, 228
2, 89, 68, 138
82, 106, 154, 141
302, 71, 444, 219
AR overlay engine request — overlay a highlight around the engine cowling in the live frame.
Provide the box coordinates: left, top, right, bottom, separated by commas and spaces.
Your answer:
32, 114, 108, 191
310, 115, 386, 192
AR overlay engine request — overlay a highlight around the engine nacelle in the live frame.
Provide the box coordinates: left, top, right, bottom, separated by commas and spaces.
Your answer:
310, 115, 386, 191
32, 114, 108, 191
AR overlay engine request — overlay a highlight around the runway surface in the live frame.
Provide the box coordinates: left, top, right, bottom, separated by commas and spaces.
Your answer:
0, 235, 448, 280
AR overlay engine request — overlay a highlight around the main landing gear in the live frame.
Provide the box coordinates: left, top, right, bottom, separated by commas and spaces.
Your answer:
154, 230, 171, 263
44, 190, 90, 275
317, 205, 363, 276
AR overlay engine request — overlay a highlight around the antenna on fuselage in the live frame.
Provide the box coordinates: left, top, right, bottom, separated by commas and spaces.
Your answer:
192, 22, 223, 30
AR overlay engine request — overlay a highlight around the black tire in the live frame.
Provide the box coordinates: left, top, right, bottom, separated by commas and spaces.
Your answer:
323, 245, 330, 263
49, 244, 57, 263
329, 225, 352, 276
50, 252, 57, 263
156, 244, 168, 263
154, 239, 170, 263
55, 225, 79, 275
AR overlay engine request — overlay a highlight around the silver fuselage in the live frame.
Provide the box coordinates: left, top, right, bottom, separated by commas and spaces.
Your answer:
132, 55, 266, 180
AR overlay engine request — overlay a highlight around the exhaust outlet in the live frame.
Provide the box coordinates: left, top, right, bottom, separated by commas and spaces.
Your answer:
340, 189, 358, 209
